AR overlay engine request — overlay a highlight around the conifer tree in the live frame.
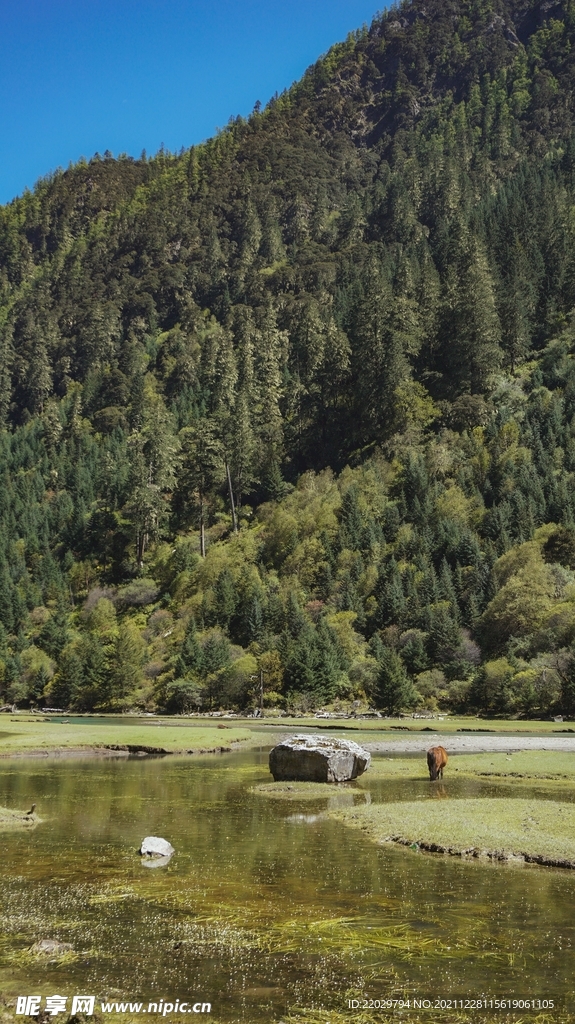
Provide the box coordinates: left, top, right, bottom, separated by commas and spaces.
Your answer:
178, 420, 224, 557
374, 647, 417, 713
177, 617, 204, 678
441, 231, 502, 395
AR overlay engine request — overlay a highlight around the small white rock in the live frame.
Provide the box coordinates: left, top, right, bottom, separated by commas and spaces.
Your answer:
140, 836, 175, 858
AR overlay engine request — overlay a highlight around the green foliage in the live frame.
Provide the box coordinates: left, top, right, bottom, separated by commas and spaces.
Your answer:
5, 0, 575, 715
373, 646, 418, 714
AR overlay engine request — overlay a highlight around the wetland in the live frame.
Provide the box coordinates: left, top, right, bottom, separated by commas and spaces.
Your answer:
0, 733, 574, 1023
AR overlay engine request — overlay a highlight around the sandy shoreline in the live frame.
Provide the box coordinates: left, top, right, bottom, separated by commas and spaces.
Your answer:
364, 734, 575, 754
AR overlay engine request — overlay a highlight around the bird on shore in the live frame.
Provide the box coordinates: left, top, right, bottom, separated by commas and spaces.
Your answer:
25, 803, 36, 816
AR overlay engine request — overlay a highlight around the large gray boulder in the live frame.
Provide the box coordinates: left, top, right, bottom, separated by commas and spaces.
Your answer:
269, 734, 370, 783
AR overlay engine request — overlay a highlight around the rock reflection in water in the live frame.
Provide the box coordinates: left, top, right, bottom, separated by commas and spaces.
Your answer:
285, 813, 322, 823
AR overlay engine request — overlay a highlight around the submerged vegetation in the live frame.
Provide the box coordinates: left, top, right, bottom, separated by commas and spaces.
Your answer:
1, 749, 574, 1022
4, 0, 575, 715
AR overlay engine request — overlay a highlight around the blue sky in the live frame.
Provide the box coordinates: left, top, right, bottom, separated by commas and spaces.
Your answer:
0, 0, 382, 205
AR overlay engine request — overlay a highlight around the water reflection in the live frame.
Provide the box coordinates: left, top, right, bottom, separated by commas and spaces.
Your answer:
0, 750, 573, 1022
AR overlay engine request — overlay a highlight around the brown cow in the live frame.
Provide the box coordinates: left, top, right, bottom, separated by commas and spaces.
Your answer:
427, 745, 448, 781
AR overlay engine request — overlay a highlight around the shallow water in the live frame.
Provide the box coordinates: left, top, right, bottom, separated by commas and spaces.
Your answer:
0, 749, 573, 1022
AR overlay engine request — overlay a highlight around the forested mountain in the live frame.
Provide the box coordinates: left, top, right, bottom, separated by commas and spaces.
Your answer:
3, 0, 575, 716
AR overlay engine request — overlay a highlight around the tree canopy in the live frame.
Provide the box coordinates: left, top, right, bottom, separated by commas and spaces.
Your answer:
3, 0, 575, 716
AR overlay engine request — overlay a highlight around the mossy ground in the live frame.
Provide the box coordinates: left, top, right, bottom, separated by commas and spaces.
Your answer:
0, 719, 253, 756
332, 797, 575, 864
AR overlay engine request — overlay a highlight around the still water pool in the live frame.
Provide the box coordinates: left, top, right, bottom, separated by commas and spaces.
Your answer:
0, 749, 573, 1022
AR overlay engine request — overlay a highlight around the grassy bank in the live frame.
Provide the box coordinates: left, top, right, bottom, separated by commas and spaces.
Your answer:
332, 796, 575, 867
366, 749, 575, 783
0, 719, 253, 757
449, 750, 575, 780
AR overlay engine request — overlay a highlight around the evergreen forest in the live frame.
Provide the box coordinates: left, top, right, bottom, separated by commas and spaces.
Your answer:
3, 0, 575, 718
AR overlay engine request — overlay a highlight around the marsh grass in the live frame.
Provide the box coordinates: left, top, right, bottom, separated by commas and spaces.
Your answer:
365, 750, 575, 788
0, 721, 253, 756
365, 759, 427, 780
449, 750, 575, 780
261, 917, 506, 965
333, 797, 575, 864
167, 902, 508, 971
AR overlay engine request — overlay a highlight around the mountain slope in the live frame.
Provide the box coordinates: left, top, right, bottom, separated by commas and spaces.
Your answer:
2, 0, 575, 715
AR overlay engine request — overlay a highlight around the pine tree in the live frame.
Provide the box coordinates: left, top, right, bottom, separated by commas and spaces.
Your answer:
108, 622, 145, 708
178, 420, 224, 556
179, 618, 204, 674
37, 601, 69, 658
351, 265, 410, 442
374, 647, 417, 713
339, 487, 363, 550
561, 650, 575, 719
441, 232, 502, 395
254, 305, 285, 483
0, 561, 14, 633
214, 568, 238, 628
376, 558, 405, 627
73, 634, 109, 710
201, 632, 231, 676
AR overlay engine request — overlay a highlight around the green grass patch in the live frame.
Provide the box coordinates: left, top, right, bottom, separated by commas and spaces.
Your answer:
332, 797, 575, 865
0, 720, 253, 757
366, 757, 428, 780
366, 750, 575, 784
450, 749, 575, 780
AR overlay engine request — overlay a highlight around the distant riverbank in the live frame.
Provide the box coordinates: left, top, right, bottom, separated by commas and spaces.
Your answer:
2, 713, 575, 758
0, 719, 254, 758
362, 734, 575, 753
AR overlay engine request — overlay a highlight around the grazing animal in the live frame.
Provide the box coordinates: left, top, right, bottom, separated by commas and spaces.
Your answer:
427, 746, 448, 781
